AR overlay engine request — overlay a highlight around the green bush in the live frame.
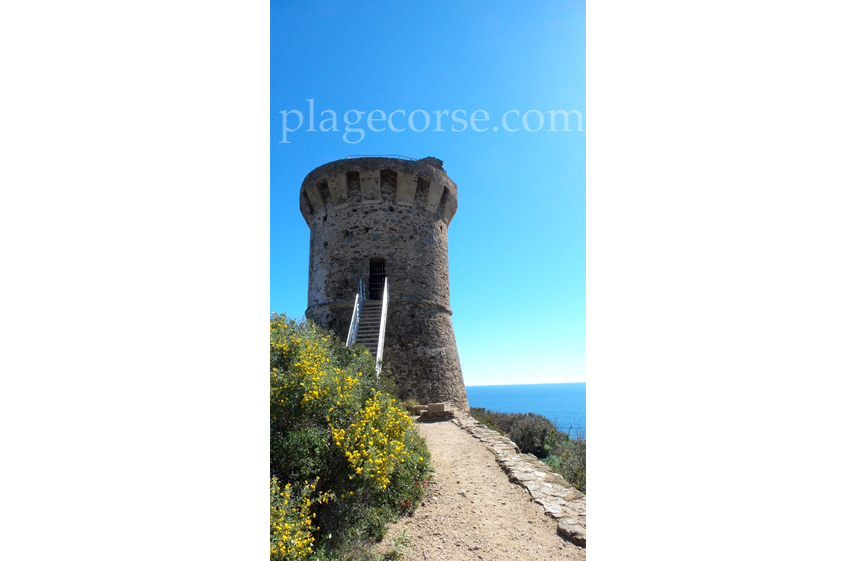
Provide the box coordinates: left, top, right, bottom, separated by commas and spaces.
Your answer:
508, 413, 560, 457
470, 407, 585, 494
556, 436, 586, 494
468, 407, 527, 434
270, 314, 432, 560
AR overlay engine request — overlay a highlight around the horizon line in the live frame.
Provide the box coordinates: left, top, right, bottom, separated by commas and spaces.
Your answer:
464, 380, 586, 387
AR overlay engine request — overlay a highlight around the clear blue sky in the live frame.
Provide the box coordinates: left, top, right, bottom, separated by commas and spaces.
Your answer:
271, 0, 585, 385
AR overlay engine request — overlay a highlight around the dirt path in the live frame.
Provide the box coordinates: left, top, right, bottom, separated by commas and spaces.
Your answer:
374, 418, 586, 560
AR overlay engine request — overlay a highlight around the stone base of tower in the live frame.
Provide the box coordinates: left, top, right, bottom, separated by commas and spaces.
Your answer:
306, 302, 469, 411
305, 303, 352, 343
384, 303, 469, 411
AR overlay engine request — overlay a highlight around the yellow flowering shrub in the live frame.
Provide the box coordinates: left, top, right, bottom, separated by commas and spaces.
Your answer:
270, 477, 333, 561
270, 478, 314, 560
269, 315, 432, 560
331, 390, 414, 489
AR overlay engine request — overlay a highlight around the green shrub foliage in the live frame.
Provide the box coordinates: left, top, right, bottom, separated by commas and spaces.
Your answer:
470, 407, 585, 494
508, 414, 559, 458
270, 315, 432, 560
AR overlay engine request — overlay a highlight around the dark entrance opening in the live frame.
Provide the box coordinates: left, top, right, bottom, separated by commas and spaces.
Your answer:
368, 258, 386, 300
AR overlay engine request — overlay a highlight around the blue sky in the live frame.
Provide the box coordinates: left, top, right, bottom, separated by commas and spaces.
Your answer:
271, 0, 586, 385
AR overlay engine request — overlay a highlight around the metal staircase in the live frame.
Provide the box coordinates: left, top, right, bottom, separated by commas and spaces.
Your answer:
346, 278, 389, 377
354, 300, 383, 356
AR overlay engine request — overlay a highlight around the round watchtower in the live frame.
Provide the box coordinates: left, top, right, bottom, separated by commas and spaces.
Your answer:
300, 156, 468, 410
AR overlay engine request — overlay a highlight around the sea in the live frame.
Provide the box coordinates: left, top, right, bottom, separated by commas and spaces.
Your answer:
464, 383, 586, 438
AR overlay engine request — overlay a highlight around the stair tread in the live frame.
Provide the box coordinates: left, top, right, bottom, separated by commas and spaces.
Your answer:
350, 296, 385, 359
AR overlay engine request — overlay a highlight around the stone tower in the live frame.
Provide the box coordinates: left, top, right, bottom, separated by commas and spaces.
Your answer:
300, 156, 468, 410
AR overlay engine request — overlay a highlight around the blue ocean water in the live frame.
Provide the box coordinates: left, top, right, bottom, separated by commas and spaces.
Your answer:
465, 383, 586, 438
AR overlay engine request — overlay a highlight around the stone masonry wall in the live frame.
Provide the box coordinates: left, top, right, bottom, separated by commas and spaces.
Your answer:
301, 157, 468, 410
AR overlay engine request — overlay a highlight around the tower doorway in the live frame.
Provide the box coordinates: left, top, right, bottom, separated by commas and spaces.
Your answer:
369, 257, 386, 300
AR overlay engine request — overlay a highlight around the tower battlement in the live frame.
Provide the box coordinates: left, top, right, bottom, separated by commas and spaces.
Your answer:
299, 157, 458, 227
300, 156, 468, 410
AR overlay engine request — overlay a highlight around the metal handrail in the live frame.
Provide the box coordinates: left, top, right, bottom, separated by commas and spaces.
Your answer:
345, 279, 364, 347
345, 154, 416, 161
375, 277, 389, 378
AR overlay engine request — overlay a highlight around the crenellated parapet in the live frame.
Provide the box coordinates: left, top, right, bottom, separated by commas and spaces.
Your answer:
299, 157, 458, 226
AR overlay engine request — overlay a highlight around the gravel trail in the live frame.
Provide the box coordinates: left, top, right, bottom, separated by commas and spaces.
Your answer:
373, 418, 586, 561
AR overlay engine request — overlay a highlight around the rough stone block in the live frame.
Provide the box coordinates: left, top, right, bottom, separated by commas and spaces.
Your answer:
417, 409, 454, 422
557, 519, 586, 547
359, 169, 381, 200
327, 174, 346, 203
425, 180, 445, 212
396, 172, 418, 203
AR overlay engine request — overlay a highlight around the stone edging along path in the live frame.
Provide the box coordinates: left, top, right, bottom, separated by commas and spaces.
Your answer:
446, 407, 587, 547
